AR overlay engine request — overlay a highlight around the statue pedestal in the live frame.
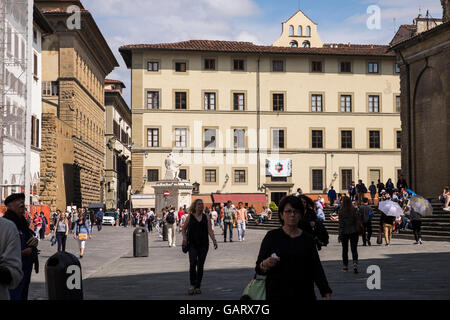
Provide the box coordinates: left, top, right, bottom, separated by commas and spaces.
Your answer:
152, 180, 193, 215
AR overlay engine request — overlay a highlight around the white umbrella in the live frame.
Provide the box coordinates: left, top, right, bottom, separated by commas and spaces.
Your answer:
378, 200, 403, 217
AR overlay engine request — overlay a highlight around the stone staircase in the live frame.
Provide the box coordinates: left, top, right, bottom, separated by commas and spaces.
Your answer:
247, 201, 450, 242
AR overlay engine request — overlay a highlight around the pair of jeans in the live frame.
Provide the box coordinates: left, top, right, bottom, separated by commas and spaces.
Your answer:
329, 198, 335, 206
96, 218, 102, 231
383, 224, 393, 244
223, 221, 233, 241
188, 246, 209, 288
341, 233, 359, 266
56, 232, 67, 252
411, 220, 422, 242
167, 223, 176, 246
362, 221, 372, 244
237, 221, 246, 240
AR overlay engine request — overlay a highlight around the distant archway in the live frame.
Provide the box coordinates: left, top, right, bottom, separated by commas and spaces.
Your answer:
306, 26, 311, 36
289, 25, 294, 36
290, 40, 298, 48
302, 40, 311, 48
298, 25, 302, 36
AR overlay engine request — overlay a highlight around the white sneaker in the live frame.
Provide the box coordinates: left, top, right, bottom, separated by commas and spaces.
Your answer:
172, 244, 176, 247
443, 207, 450, 211
419, 239, 423, 244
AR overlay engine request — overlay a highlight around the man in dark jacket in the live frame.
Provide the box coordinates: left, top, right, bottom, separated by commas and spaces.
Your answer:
377, 180, 385, 197
396, 175, 408, 191
327, 186, 337, 206
96, 208, 104, 231
369, 182, 377, 205
358, 198, 373, 246
3, 193, 39, 300
356, 180, 368, 206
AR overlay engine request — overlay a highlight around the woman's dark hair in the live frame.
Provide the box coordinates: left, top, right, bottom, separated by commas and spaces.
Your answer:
299, 195, 314, 210
342, 196, 353, 210
278, 195, 305, 226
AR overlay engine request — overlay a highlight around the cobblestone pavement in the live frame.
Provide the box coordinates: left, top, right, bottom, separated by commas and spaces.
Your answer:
29, 224, 450, 300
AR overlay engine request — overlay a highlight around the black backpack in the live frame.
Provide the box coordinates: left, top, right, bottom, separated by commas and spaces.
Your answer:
166, 212, 175, 224
313, 220, 329, 250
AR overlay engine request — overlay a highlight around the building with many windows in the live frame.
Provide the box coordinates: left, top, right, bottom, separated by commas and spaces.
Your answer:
0, 2, 53, 204
104, 79, 131, 210
37, 0, 118, 211
120, 11, 402, 206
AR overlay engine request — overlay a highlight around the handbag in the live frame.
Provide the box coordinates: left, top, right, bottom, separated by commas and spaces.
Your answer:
78, 233, 87, 241
241, 275, 266, 300
50, 235, 56, 246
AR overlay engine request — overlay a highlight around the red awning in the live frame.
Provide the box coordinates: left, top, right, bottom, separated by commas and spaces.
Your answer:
212, 193, 267, 204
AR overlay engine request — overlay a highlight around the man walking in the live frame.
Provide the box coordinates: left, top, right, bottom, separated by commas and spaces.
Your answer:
358, 198, 373, 246
165, 208, 177, 247
236, 202, 248, 241
3, 193, 39, 300
223, 201, 235, 242
0, 215, 23, 300
369, 181, 377, 205
96, 208, 104, 232
328, 186, 337, 206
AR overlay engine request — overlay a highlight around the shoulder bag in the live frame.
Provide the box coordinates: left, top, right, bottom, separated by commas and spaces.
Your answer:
241, 274, 266, 300
77, 222, 88, 241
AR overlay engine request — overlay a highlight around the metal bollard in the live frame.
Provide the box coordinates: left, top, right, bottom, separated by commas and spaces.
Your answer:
133, 227, 149, 257
45, 252, 83, 300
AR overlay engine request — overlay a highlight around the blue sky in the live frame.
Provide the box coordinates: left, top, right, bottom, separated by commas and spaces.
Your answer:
82, 0, 443, 105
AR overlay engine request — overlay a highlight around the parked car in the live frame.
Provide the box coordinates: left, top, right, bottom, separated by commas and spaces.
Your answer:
102, 212, 116, 226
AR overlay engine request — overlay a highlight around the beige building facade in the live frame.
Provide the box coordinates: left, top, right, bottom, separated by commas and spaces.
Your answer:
121, 11, 401, 205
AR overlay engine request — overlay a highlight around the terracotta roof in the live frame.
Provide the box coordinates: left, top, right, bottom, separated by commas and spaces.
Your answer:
120, 40, 393, 68
105, 79, 126, 88
390, 20, 450, 50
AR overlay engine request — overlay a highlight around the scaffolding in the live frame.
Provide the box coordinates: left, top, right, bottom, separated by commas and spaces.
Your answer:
0, 0, 32, 205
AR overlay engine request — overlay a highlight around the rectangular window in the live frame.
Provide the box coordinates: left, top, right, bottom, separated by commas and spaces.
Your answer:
147, 128, 159, 147
369, 130, 380, 149
175, 128, 187, 147
21, 40, 25, 62
233, 129, 245, 148
312, 169, 323, 191
340, 61, 352, 73
273, 93, 284, 111
341, 169, 353, 191
311, 94, 323, 112
311, 130, 323, 148
271, 177, 287, 182
204, 129, 216, 148
33, 54, 38, 77
14, 34, 18, 58
179, 169, 187, 180
147, 91, 159, 109
204, 58, 216, 70
368, 95, 380, 113
204, 92, 216, 110
233, 93, 245, 111
273, 129, 285, 149
147, 61, 159, 71
33, 29, 37, 43
175, 92, 187, 109
368, 62, 379, 73
395, 63, 400, 74
7, 26, 12, 55
31, 116, 36, 147
341, 130, 352, 149
272, 60, 284, 72
147, 169, 159, 182
234, 170, 246, 183
175, 62, 186, 72
396, 131, 401, 149
396, 95, 401, 113
233, 59, 245, 71
312, 61, 323, 72
340, 95, 352, 112
205, 169, 216, 183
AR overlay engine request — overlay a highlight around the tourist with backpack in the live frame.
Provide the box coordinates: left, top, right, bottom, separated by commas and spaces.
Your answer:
358, 197, 373, 246
165, 208, 177, 247
223, 201, 235, 242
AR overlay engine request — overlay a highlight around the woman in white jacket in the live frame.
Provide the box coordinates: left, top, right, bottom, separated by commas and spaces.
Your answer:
0, 217, 23, 300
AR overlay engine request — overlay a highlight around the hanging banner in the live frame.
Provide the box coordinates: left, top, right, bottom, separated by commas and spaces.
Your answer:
265, 159, 292, 177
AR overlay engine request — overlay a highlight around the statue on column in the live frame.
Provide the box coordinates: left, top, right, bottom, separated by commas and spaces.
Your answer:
164, 153, 182, 181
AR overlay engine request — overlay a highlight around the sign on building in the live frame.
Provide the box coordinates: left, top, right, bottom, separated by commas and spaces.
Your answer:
265, 159, 292, 177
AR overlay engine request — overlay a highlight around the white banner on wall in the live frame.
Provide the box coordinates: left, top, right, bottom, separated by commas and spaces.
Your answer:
265, 159, 292, 177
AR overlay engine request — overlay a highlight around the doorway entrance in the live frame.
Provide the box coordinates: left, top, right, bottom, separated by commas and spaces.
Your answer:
271, 192, 287, 207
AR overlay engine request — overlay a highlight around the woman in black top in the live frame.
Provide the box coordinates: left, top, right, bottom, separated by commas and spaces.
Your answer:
182, 199, 218, 295
255, 195, 332, 300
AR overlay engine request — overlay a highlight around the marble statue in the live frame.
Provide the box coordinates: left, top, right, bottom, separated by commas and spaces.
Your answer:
164, 153, 182, 180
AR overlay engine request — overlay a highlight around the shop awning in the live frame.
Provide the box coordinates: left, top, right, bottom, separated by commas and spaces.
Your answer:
211, 193, 267, 204
192, 194, 213, 205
